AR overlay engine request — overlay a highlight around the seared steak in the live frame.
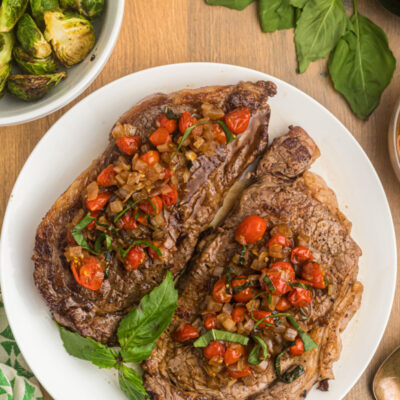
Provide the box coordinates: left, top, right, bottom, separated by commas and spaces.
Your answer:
33, 81, 277, 345
143, 126, 363, 399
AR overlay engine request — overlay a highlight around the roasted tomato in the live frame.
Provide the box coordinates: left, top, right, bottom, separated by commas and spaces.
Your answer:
150, 127, 172, 146
232, 307, 247, 323
97, 165, 116, 187
204, 314, 217, 330
85, 192, 111, 212
140, 150, 160, 166
301, 262, 326, 289
174, 323, 199, 342
163, 166, 174, 182
227, 364, 252, 379
162, 185, 178, 207
252, 310, 274, 329
260, 262, 294, 296
71, 257, 104, 291
289, 338, 304, 356
136, 213, 148, 226
139, 196, 163, 216
115, 136, 141, 155
235, 215, 267, 245
157, 113, 177, 133
275, 296, 291, 311
224, 343, 245, 366
291, 246, 313, 265
232, 276, 255, 303
213, 123, 226, 144
120, 210, 138, 230
212, 278, 232, 303
87, 211, 100, 230
204, 341, 225, 360
287, 285, 313, 308
125, 246, 145, 270
266, 233, 292, 248
179, 111, 196, 134
224, 107, 250, 134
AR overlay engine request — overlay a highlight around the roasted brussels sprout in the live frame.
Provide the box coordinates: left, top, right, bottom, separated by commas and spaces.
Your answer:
0, 63, 11, 98
17, 13, 52, 58
30, 0, 59, 28
7, 71, 66, 101
0, 32, 14, 66
13, 46, 57, 74
44, 10, 95, 67
0, 0, 29, 33
59, 0, 104, 18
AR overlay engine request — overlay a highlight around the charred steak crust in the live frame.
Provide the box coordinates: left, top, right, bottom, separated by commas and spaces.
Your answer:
33, 81, 277, 345
143, 127, 363, 400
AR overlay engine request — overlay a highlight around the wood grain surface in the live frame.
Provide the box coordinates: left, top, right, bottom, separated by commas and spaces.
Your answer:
0, 1, 399, 399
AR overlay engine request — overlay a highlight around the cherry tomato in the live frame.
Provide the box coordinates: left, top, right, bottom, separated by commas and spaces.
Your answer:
125, 246, 145, 271
232, 276, 255, 303
275, 296, 292, 311
163, 166, 174, 182
252, 310, 274, 329
204, 314, 217, 330
85, 192, 111, 212
267, 233, 292, 248
224, 343, 245, 366
71, 257, 104, 291
115, 136, 141, 155
291, 246, 313, 265
287, 285, 313, 308
139, 196, 163, 216
179, 111, 196, 134
227, 364, 252, 379
224, 107, 250, 134
269, 262, 295, 281
148, 242, 162, 260
289, 338, 304, 356
149, 127, 172, 146
232, 307, 247, 323
136, 213, 148, 226
157, 113, 177, 133
213, 123, 226, 144
87, 211, 100, 230
212, 278, 232, 303
162, 186, 178, 207
260, 262, 294, 296
235, 215, 267, 245
301, 262, 326, 289
97, 165, 116, 187
140, 150, 160, 166
120, 210, 138, 230
204, 341, 225, 360
174, 323, 199, 342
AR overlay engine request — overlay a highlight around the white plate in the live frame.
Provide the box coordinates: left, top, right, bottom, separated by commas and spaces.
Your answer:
0, 63, 396, 400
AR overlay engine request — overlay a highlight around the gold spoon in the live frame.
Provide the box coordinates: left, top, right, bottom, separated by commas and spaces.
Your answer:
373, 346, 400, 400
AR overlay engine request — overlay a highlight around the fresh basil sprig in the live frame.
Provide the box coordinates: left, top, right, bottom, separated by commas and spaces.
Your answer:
248, 336, 268, 365
259, 0, 295, 33
119, 365, 149, 400
206, 0, 255, 10
193, 329, 249, 347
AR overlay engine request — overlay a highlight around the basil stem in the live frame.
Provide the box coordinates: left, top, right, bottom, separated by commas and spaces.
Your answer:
275, 344, 305, 383
233, 280, 258, 294
251, 310, 274, 330
290, 281, 313, 290
193, 329, 249, 348
239, 245, 247, 266
263, 274, 276, 293
248, 336, 268, 365
72, 212, 99, 255
215, 120, 236, 143
119, 240, 162, 259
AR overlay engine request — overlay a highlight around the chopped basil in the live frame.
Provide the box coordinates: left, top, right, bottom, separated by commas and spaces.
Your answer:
239, 245, 247, 266
94, 233, 112, 253
251, 310, 274, 330
71, 212, 99, 255
275, 345, 305, 383
263, 274, 276, 293
164, 107, 180, 120
119, 240, 162, 259
233, 280, 258, 294
114, 199, 141, 223
248, 336, 268, 365
224, 267, 234, 295
215, 120, 236, 143
193, 329, 249, 348
291, 281, 313, 290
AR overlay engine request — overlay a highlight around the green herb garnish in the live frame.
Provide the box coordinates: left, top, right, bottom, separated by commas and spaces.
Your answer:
94, 233, 112, 254
248, 336, 268, 365
275, 344, 305, 383
290, 281, 312, 290
263, 274, 276, 293
232, 279, 258, 294
119, 240, 162, 259
239, 244, 247, 266
193, 329, 249, 348
71, 212, 99, 255
215, 120, 236, 143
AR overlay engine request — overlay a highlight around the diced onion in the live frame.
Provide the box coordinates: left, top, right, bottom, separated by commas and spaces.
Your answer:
86, 181, 99, 201
185, 151, 197, 161
110, 200, 123, 213
206, 296, 223, 313
284, 328, 298, 342
222, 303, 233, 314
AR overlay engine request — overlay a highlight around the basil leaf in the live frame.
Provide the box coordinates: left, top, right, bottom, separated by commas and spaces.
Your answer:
259, 0, 295, 33
263, 275, 276, 293
119, 240, 162, 259
239, 245, 247, 266
294, 0, 349, 73
275, 346, 305, 383
233, 280, 258, 294
251, 310, 274, 329
290, 0, 309, 7
205, 0, 255, 10
248, 336, 268, 365
118, 365, 149, 400
58, 325, 118, 369
94, 233, 112, 253
215, 120, 236, 143
72, 212, 99, 255
193, 329, 249, 347
120, 342, 156, 363
117, 271, 178, 353
329, 6, 396, 120
164, 107, 180, 120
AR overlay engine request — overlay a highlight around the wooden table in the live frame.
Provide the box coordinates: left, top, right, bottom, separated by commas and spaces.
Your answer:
0, 1, 399, 399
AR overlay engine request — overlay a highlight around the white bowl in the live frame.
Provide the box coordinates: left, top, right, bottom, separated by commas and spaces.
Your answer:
0, 0, 125, 127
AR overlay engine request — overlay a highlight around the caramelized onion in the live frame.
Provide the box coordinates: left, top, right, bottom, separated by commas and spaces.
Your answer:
86, 181, 99, 201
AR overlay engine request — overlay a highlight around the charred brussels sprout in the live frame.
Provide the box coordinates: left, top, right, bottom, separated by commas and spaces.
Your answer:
13, 46, 57, 74
17, 13, 52, 58
59, 0, 104, 18
0, 32, 14, 66
0, 0, 29, 32
30, 0, 59, 28
7, 71, 66, 101
44, 10, 95, 67
0, 64, 12, 98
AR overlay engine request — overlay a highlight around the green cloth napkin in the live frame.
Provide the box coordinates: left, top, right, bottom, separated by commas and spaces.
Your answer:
0, 292, 43, 400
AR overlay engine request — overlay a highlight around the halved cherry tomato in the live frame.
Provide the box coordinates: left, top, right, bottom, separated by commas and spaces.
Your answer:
115, 136, 141, 155
97, 165, 116, 187
232, 307, 247, 323
87, 211, 100, 230
275, 296, 291, 311
213, 123, 226, 144
260, 262, 294, 296
224, 343, 245, 366
140, 150, 160, 166
85, 192, 111, 212
266, 233, 292, 248
289, 338, 304, 356
252, 310, 274, 329
150, 127, 172, 146
204, 314, 217, 330
232, 276, 255, 303
212, 278, 232, 303
227, 364, 252, 378
224, 107, 250, 134
163, 166, 174, 182
119, 210, 138, 230
301, 262, 326, 289
291, 246, 313, 265
71, 257, 104, 291
269, 262, 295, 282
179, 111, 196, 134
174, 323, 199, 342
148, 242, 162, 260
136, 213, 148, 226
287, 285, 313, 308
139, 196, 163, 216
125, 246, 145, 270
235, 215, 267, 245
204, 341, 225, 360
157, 113, 177, 133
162, 186, 178, 207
